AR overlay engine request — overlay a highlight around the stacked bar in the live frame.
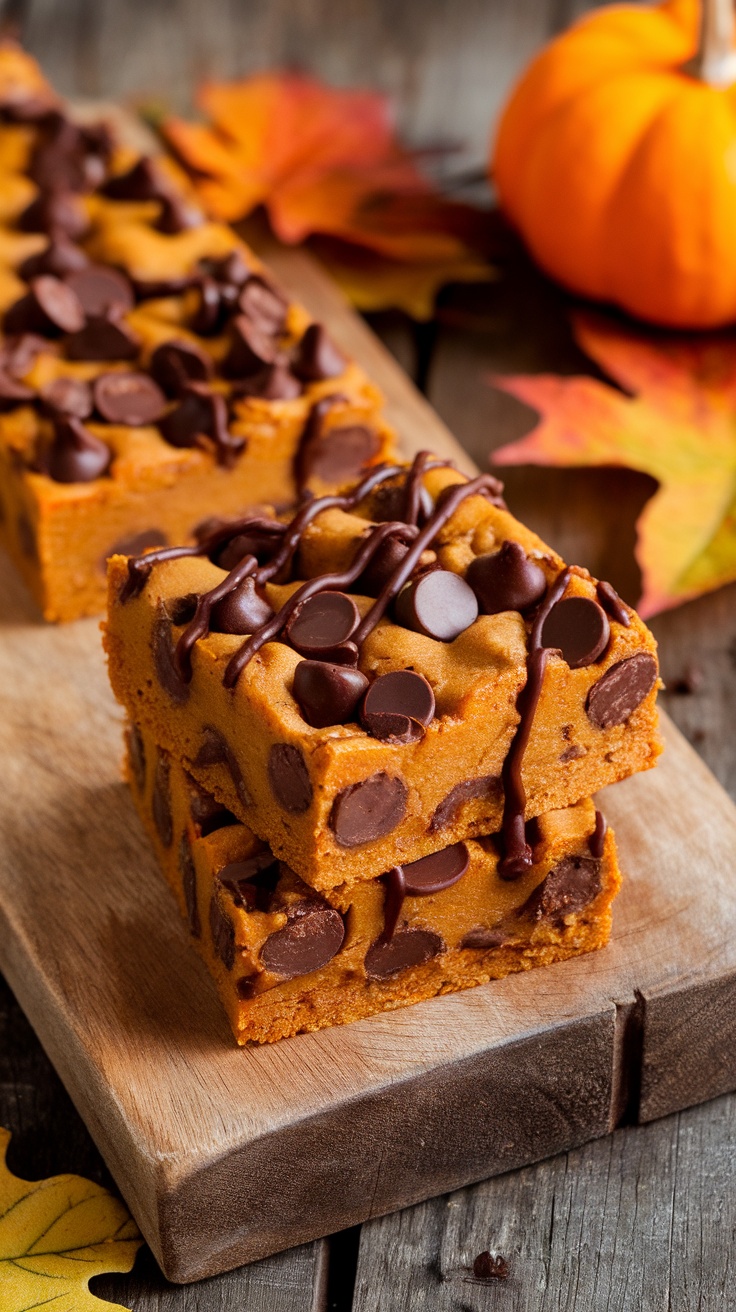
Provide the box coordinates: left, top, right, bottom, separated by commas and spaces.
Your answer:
0, 43, 392, 621
105, 456, 660, 1042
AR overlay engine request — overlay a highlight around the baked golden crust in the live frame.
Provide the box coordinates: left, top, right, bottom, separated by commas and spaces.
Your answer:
105, 461, 661, 889
127, 719, 622, 1045
0, 45, 392, 621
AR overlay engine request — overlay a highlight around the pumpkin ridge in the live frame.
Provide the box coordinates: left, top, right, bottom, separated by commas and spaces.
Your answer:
600, 82, 736, 323
509, 73, 685, 298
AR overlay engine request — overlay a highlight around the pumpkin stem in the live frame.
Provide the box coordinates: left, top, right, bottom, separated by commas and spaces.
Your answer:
688, 0, 736, 86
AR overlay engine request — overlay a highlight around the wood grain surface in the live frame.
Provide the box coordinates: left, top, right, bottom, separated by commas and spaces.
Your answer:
1, 243, 736, 1286
2, 5, 736, 1301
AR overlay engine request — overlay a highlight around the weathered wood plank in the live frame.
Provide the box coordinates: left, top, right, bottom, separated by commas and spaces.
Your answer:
352, 1092, 736, 1311
0, 973, 328, 1309
13, 0, 602, 176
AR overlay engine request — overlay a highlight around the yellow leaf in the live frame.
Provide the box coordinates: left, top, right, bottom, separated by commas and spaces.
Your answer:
0, 1126, 142, 1312
312, 237, 493, 320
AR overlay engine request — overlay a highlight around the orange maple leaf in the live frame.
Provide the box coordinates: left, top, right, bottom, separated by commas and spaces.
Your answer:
492, 313, 736, 618
162, 72, 491, 315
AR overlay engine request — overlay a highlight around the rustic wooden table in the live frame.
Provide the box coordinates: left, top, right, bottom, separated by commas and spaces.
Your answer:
2, 2, 736, 1307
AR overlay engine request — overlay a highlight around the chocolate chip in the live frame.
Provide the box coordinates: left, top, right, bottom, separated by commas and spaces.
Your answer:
152, 601, 189, 704
466, 540, 547, 615
101, 157, 165, 200
394, 569, 478, 642
156, 192, 201, 234
293, 660, 369, 729
194, 725, 251, 809
223, 314, 280, 379
43, 417, 111, 483
214, 524, 284, 571
152, 753, 173, 847
430, 775, 500, 832
369, 478, 434, 526
364, 928, 443, 980
65, 266, 134, 317
330, 772, 408, 847
18, 191, 89, 239
522, 856, 602, 923
402, 841, 469, 895
149, 338, 213, 396
190, 276, 227, 336
219, 853, 281, 911
238, 276, 288, 333
125, 723, 146, 793
168, 592, 199, 625
359, 711, 425, 743
187, 777, 237, 837
0, 369, 34, 410
106, 528, 168, 562
19, 235, 89, 281
158, 383, 243, 466
65, 308, 141, 361
473, 1252, 509, 1282
461, 927, 507, 950
586, 653, 658, 728
234, 361, 302, 401
93, 372, 166, 425
268, 743, 313, 814
179, 834, 201, 937
285, 591, 360, 657
29, 116, 108, 193
361, 670, 435, 743
292, 323, 346, 381
133, 275, 194, 300
39, 376, 93, 419
210, 576, 274, 634
355, 534, 412, 597
209, 895, 235, 970
5, 275, 85, 337
300, 423, 380, 486
200, 250, 252, 287
260, 902, 345, 979
1, 333, 47, 379
541, 596, 610, 668
559, 743, 585, 763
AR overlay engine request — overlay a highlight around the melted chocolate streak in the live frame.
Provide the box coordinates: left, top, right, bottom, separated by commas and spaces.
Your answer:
498, 568, 572, 880
122, 452, 620, 882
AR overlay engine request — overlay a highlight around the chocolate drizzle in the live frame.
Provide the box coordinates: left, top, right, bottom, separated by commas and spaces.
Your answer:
589, 809, 608, 858
498, 568, 571, 880
121, 456, 504, 690
596, 580, 631, 628
381, 867, 407, 942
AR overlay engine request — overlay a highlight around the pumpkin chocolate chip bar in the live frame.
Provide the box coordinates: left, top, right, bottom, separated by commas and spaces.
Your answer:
104, 454, 661, 891
0, 41, 391, 621
126, 720, 621, 1044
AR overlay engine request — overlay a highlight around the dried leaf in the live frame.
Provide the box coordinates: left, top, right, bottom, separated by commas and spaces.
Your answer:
0, 1126, 142, 1311
311, 236, 492, 320
162, 71, 493, 312
492, 313, 736, 617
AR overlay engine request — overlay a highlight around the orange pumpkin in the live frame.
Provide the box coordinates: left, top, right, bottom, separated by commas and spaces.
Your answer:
492, 0, 736, 328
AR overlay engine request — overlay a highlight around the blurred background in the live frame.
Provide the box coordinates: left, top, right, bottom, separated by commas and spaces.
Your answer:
2, 0, 603, 184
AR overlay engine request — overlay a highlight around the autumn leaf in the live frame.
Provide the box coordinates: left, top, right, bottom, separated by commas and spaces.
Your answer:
161, 71, 492, 315
0, 1126, 142, 1311
492, 313, 736, 617
311, 233, 492, 321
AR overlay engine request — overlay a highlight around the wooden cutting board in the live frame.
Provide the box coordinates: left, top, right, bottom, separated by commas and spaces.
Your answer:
2, 244, 736, 1285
